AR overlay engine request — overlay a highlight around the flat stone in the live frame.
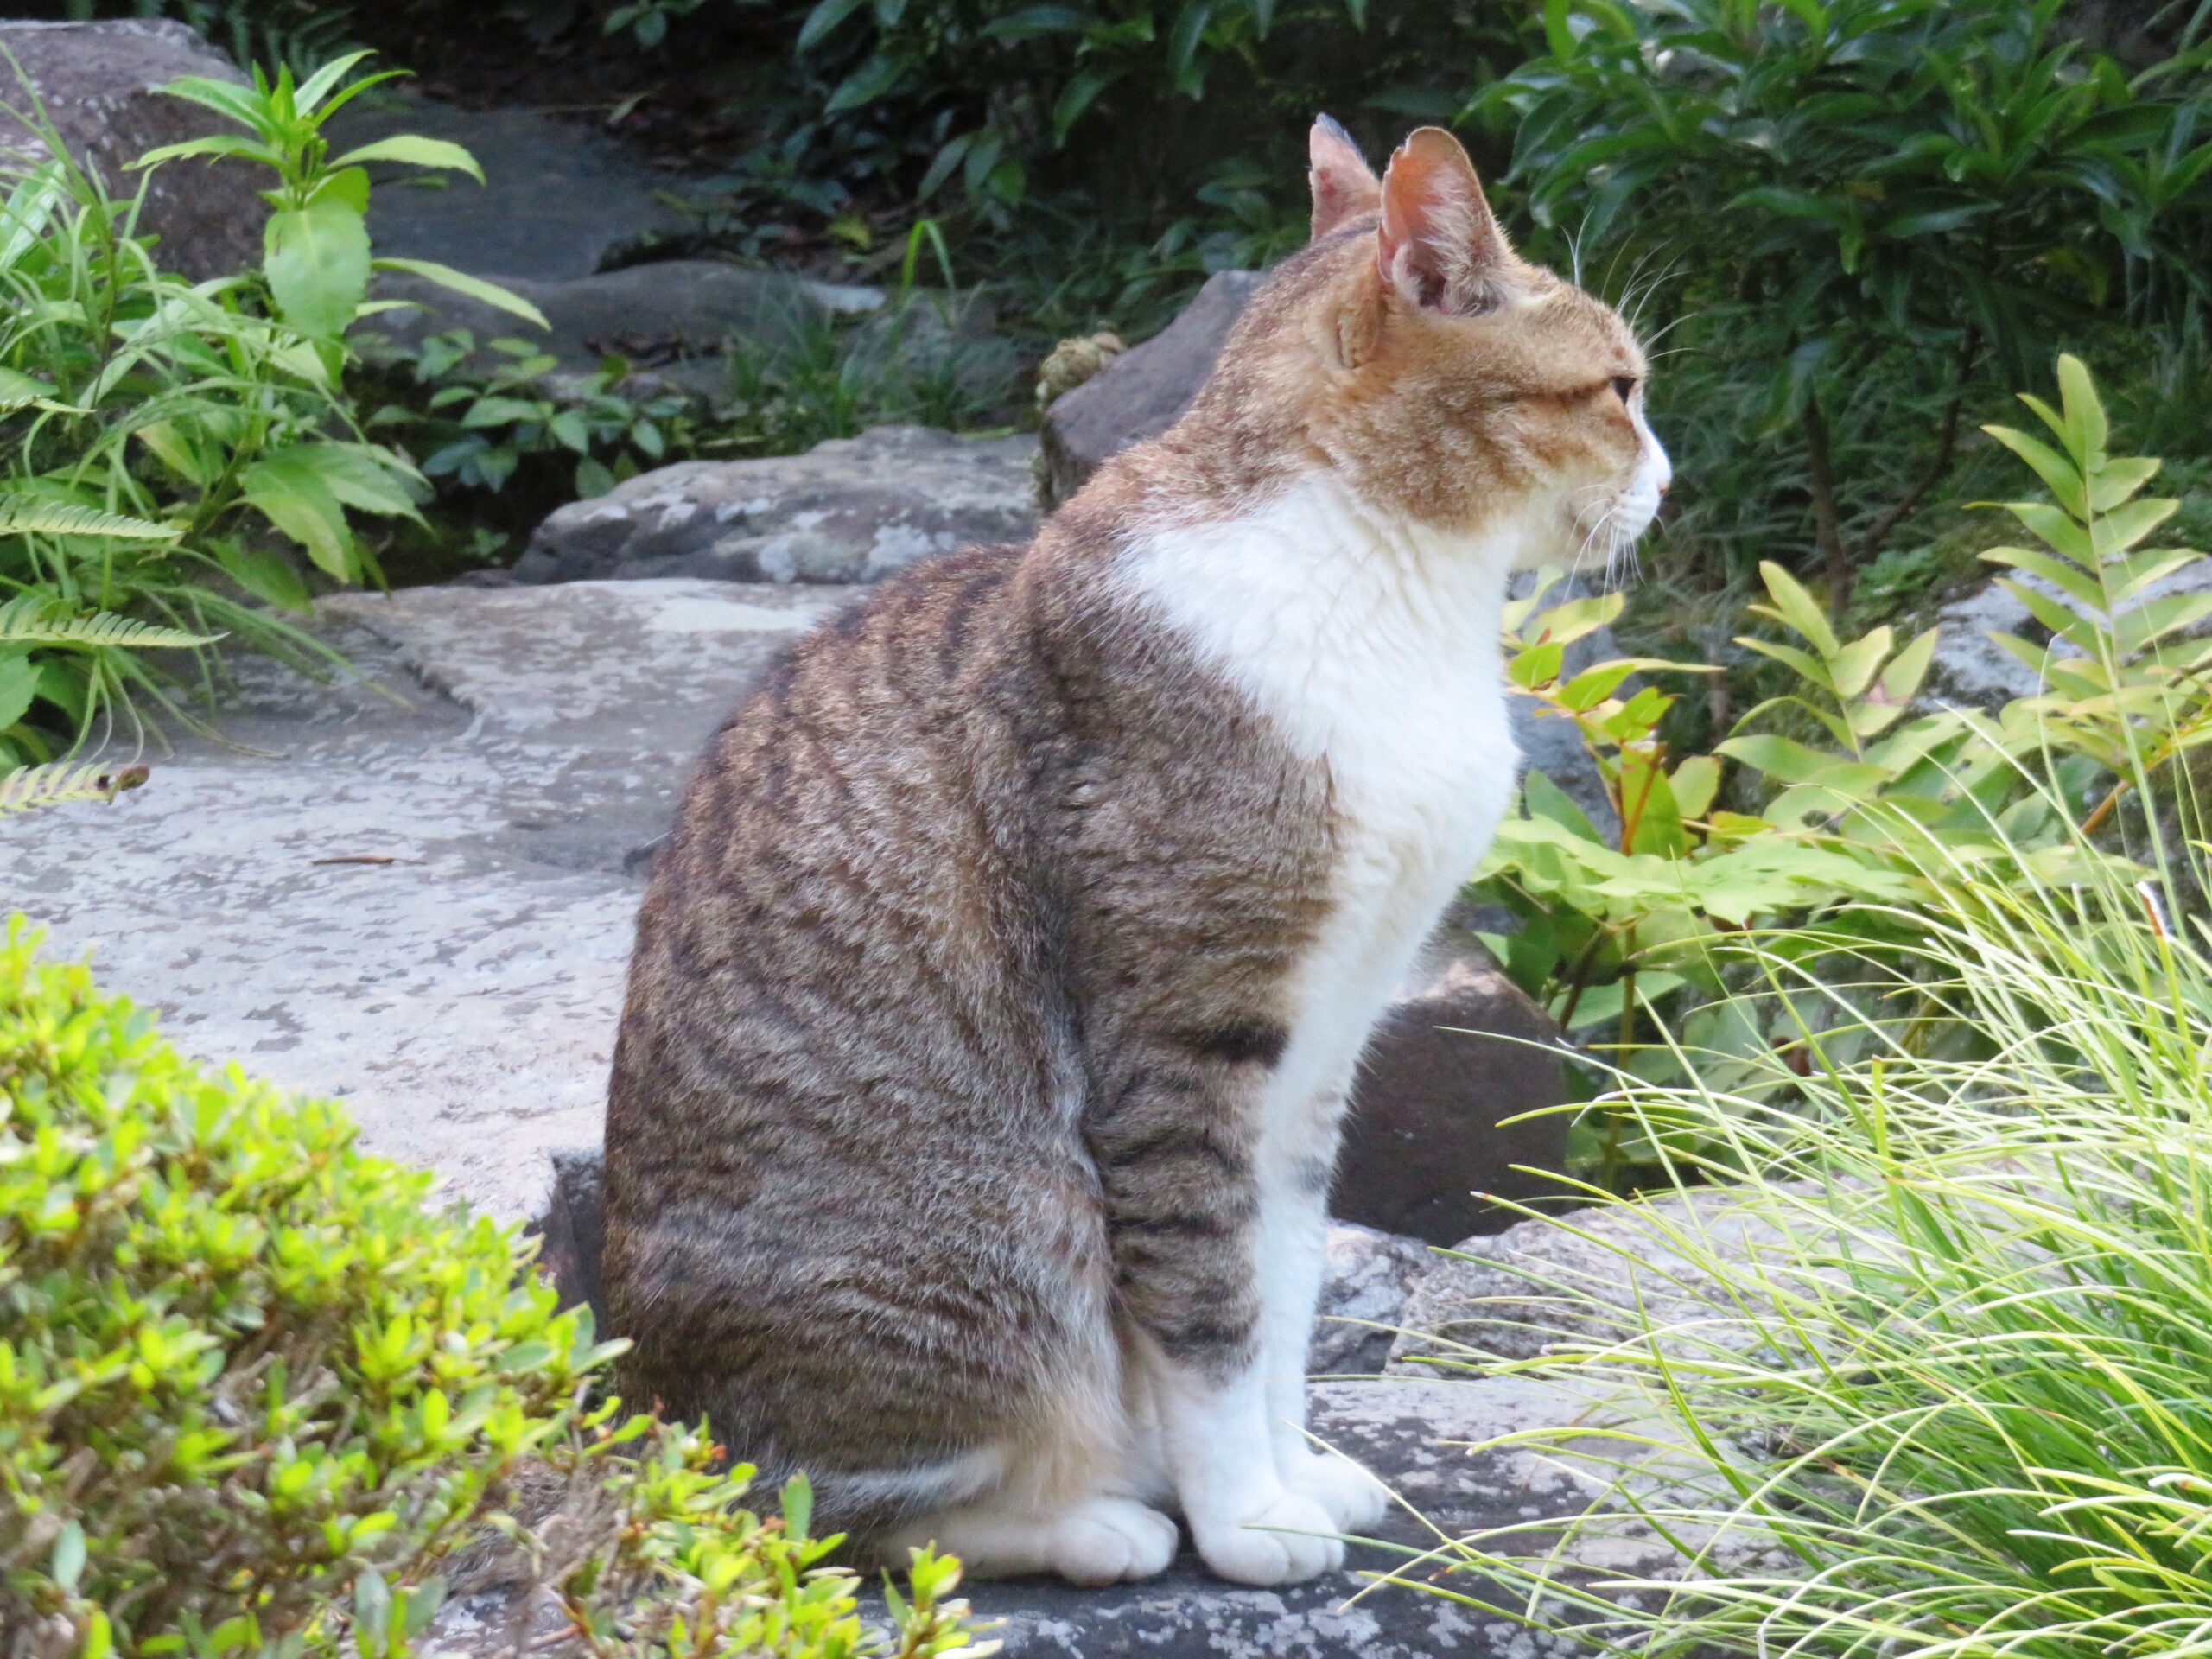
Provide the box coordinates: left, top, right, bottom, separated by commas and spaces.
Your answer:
10, 580, 852, 1223
1389, 1188, 1803, 1372
0, 20, 265, 281
331, 91, 695, 283
961, 1373, 1687, 1657
361, 259, 883, 379
513, 425, 1042, 584
1039, 270, 1262, 507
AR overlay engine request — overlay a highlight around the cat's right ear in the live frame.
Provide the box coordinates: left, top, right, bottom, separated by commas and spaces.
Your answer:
1377, 126, 1511, 315
1308, 114, 1380, 240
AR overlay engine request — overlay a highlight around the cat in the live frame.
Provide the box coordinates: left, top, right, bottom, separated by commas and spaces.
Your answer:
599, 116, 1669, 1590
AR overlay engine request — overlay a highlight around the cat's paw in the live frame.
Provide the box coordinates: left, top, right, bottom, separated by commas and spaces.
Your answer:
1049, 1496, 1180, 1586
1190, 1487, 1345, 1586
1281, 1445, 1389, 1533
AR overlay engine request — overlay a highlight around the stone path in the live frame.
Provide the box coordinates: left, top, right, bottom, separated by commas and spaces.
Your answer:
11, 580, 846, 1221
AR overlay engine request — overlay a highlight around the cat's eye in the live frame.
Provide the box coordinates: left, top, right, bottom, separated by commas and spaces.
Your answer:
1609, 375, 1638, 405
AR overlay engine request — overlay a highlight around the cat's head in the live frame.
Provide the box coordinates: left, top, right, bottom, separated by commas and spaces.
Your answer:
1205, 118, 1669, 577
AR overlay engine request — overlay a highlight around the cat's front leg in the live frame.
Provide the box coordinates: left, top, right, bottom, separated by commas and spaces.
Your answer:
1096, 1063, 1343, 1586
1256, 1093, 1388, 1535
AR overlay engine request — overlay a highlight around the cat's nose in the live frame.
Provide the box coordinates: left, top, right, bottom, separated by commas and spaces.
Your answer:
1656, 479, 1670, 496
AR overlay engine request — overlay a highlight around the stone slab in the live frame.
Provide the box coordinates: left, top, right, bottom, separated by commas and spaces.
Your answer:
514, 426, 1041, 586
6, 580, 851, 1223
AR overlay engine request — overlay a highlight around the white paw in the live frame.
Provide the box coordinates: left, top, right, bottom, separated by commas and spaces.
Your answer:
1281, 1445, 1389, 1533
1190, 1486, 1344, 1586
1050, 1496, 1180, 1586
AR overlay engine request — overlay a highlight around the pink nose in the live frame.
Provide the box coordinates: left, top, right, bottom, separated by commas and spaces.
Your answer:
1657, 480, 1670, 495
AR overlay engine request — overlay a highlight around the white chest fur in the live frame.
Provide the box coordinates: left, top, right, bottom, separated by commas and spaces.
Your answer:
1121, 472, 1524, 1129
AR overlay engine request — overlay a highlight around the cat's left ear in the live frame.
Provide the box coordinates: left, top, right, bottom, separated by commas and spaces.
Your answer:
1308, 114, 1380, 239
1377, 127, 1512, 314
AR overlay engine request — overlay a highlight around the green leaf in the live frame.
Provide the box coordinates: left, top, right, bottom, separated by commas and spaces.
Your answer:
1669, 754, 1721, 820
2093, 497, 2178, 559
130, 132, 282, 172
0, 653, 36, 732
1052, 67, 1122, 144
1525, 767, 1601, 842
1982, 423, 2086, 518
2054, 353, 2107, 464
265, 198, 372, 339
1559, 661, 1638, 712
980, 5, 1093, 39
1717, 734, 1885, 792
1979, 545, 2104, 608
293, 48, 378, 115
157, 74, 277, 139
218, 543, 311, 612
798, 0, 869, 51
0, 498, 178, 541
1875, 626, 1940, 710
783, 1471, 814, 1542
2088, 455, 2161, 513
51, 1519, 86, 1592
825, 54, 904, 114
1754, 561, 1840, 657
1167, 2, 1214, 95
330, 134, 485, 183
243, 455, 354, 580
372, 258, 550, 331
1828, 626, 1892, 700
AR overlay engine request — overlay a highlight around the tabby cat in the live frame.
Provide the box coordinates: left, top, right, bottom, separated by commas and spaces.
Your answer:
601, 118, 1669, 1588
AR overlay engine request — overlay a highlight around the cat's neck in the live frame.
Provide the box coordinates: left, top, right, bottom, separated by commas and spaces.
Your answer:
1115, 467, 1524, 785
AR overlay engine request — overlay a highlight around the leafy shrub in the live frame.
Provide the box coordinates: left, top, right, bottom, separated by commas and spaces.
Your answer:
1406, 791, 2212, 1655
0, 53, 544, 765
1477, 356, 2211, 1179
0, 917, 983, 1659
1483, 0, 2212, 603
365, 330, 701, 501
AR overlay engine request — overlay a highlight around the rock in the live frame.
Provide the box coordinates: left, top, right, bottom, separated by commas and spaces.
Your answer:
13, 579, 854, 1223
1389, 1187, 1802, 1372
1335, 926, 1572, 1246
1314, 1224, 1434, 1375
418, 1370, 1688, 1659
330, 91, 695, 284
1929, 557, 2212, 709
513, 425, 1041, 585
361, 259, 884, 382
0, 20, 265, 281
937, 1372, 1692, 1658
1039, 269, 1263, 507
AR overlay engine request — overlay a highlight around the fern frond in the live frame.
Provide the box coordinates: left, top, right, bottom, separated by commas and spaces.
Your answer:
0, 760, 149, 815
0, 594, 219, 651
0, 498, 180, 541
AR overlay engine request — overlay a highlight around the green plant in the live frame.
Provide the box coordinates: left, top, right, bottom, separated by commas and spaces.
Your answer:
1484, 0, 2212, 607
0, 916, 986, 1658
0, 50, 552, 766
63, 0, 362, 78
367, 331, 700, 499
1399, 790, 2212, 1656
1478, 356, 2211, 1181
142, 51, 543, 350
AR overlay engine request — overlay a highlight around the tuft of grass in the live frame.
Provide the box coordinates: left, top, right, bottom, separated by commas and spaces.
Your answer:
1399, 790, 2212, 1655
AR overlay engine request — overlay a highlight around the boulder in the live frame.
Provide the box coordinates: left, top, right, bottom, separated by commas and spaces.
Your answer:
329, 92, 696, 285
0, 20, 264, 281
1929, 556, 2212, 709
360, 259, 883, 383
513, 425, 1042, 585
1337, 927, 1572, 1246
1038, 269, 1262, 506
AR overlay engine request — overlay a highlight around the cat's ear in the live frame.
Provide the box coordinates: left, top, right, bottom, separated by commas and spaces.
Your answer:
1377, 126, 1511, 314
1308, 113, 1380, 240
